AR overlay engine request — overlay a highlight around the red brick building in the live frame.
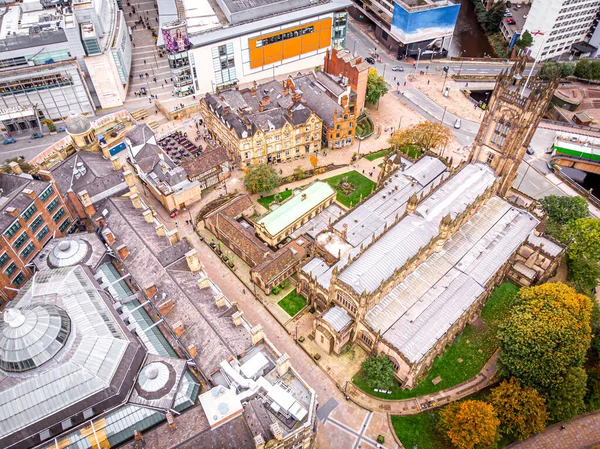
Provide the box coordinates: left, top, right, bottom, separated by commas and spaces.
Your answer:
323, 48, 369, 113
0, 167, 72, 306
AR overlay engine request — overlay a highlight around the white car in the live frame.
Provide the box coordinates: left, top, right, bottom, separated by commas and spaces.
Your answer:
454, 119, 462, 129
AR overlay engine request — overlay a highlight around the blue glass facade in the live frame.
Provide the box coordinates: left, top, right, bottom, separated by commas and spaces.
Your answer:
391, 3, 460, 43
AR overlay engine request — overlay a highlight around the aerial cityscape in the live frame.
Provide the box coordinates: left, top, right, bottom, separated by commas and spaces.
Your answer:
1, 0, 600, 448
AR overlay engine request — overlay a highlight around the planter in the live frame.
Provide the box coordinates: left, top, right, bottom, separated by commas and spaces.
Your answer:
313, 354, 321, 360
298, 336, 305, 343
377, 435, 385, 444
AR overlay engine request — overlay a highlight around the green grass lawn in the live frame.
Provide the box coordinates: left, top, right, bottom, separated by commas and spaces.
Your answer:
364, 149, 390, 161
257, 190, 293, 208
400, 145, 423, 159
325, 171, 377, 208
354, 281, 520, 400
391, 396, 514, 449
278, 289, 307, 316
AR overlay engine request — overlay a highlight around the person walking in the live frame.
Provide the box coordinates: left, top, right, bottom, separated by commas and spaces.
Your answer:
143, 59, 146, 65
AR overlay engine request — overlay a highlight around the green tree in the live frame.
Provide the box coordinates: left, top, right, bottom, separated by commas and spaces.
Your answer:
562, 218, 600, 262
490, 377, 548, 440
539, 195, 589, 237
575, 59, 592, 79
547, 367, 588, 421
590, 60, 600, 80
561, 62, 575, 78
438, 400, 499, 449
388, 121, 452, 153
483, 1, 507, 34
243, 163, 280, 194
1, 157, 33, 174
567, 255, 600, 296
590, 301, 600, 359
366, 69, 388, 105
293, 165, 306, 180
498, 283, 593, 392
516, 30, 533, 50
361, 355, 395, 390
538, 61, 562, 81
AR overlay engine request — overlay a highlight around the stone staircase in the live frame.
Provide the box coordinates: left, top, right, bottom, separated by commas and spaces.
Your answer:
131, 108, 150, 122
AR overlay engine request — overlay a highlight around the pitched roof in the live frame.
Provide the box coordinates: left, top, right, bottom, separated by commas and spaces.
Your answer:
0, 173, 50, 230
181, 147, 229, 178
125, 124, 155, 147
212, 214, 272, 267
251, 248, 297, 283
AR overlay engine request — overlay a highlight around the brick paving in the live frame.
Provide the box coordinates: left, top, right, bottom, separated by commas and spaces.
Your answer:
506, 410, 600, 449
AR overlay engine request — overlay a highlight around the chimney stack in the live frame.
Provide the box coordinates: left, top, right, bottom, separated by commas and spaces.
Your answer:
110, 155, 122, 171
166, 228, 180, 245
276, 353, 290, 376
130, 193, 142, 209
142, 208, 154, 223
123, 170, 135, 187
8, 161, 22, 175
79, 190, 96, 216
116, 244, 129, 260
250, 324, 264, 345
232, 310, 243, 326
185, 248, 203, 272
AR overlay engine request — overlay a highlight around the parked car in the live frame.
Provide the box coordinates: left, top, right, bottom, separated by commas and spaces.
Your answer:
454, 119, 462, 129
523, 14, 528, 19
526, 146, 535, 155
2, 138, 16, 145
57, 127, 66, 133
365, 56, 376, 64
391, 66, 404, 72
30, 133, 43, 139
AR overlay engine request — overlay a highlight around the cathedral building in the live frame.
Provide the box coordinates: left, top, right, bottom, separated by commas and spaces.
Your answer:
296, 61, 565, 387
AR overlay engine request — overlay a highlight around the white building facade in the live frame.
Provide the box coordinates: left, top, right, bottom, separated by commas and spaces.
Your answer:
524, 0, 600, 60
187, 0, 350, 94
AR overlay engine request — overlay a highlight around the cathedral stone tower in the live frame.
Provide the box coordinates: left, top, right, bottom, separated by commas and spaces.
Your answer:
469, 59, 558, 197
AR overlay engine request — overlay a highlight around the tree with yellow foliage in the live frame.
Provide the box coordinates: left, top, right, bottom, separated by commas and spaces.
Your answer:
310, 154, 319, 168
490, 377, 548, 440
438, 400, 499, 449
497, 282, 593, 393
388, 121, 452, 154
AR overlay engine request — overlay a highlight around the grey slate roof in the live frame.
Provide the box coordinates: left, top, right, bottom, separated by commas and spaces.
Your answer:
322, 306, 352, 332
125, 124, 155, 147
294, 74, 344, 127
51, 151, 128, 203
102, 197, 251, 375
365, 197, 538, 364
527, 234, 564, 256
0, 173, 50, 230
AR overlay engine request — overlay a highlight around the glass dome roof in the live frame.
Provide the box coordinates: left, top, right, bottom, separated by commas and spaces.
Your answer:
47, 239, 89, 268
137, 362, 171, 392
0, 304, 71, 373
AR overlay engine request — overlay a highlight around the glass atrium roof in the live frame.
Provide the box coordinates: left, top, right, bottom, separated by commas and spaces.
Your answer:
0, 304, 71, 373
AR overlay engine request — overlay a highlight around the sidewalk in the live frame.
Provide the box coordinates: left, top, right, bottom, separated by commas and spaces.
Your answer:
345, 351, 499, 415
506, 409, 600, 449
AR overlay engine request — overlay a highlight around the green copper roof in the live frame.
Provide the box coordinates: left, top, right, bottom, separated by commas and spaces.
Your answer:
257, 182, 335, 236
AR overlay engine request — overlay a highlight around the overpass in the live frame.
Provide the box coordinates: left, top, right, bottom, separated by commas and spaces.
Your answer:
550, 138, 600, 174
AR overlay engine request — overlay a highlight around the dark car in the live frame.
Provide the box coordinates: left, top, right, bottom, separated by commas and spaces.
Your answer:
365, 56, 376, 64
2, 138, 16, 145
30, 133, 43, 139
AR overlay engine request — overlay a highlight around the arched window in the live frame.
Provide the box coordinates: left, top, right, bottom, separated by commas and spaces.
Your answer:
384, 354, 400, 371
491, 119, 510, 148
359, 331, 373, 348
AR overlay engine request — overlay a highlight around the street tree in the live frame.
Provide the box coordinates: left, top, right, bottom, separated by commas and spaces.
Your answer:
547, 367, 588, 421
538, 61, 562, 81
561, 62, 575, 78
438, 400, 499, 449
567, 255, 600, 296
243, 163, 280, 194
310, 154, 319, 168
293, 165, 306, 180
575, 59, 592, 79
490, 377, 548, 440
516, 30, 533, 50
366, 69, 388, 105
498, 282, 593, 392
361, 355, 395, 390
539, 194, 589, 237
388, 121, 452, 153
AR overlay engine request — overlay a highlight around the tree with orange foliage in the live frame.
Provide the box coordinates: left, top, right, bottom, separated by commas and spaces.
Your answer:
438, 400, 499, 449
310, 154, 319, 168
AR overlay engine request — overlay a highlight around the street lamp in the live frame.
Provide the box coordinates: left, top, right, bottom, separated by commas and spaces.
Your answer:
458, 49, 467, 75
382, 62, 387, 78
415, 48, 422, 74
441, 106, 447, 125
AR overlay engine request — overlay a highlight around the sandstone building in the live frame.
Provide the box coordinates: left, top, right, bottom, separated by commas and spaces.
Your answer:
296, 62, 564, 387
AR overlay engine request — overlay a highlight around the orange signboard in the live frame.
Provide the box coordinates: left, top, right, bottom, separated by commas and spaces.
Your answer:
249, 18, 332, 69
